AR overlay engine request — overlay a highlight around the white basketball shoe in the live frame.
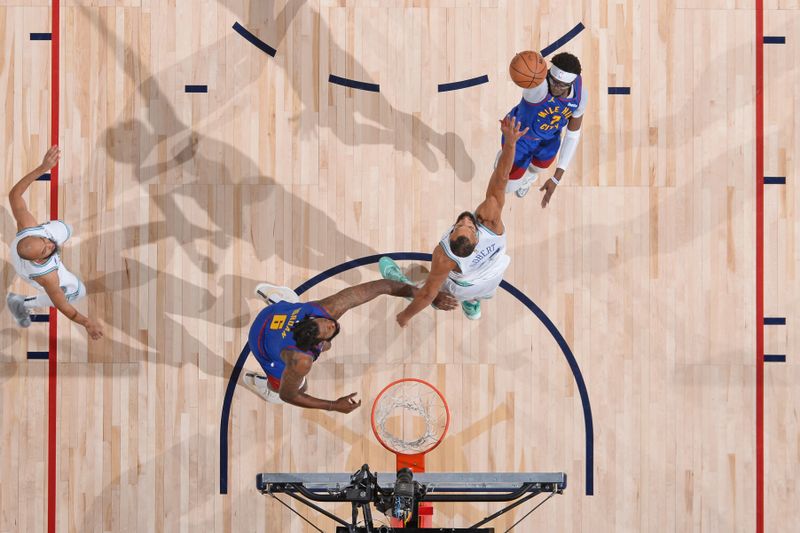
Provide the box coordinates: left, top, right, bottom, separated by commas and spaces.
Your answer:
255, 283, 300, 305
242, 372, 283, 404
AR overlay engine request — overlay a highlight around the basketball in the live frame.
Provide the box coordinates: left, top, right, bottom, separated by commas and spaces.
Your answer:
509, 51, 547, 88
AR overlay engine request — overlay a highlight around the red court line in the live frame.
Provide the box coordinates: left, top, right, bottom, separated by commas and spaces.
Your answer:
47, 1, 60, 533
754, 1, 764, 532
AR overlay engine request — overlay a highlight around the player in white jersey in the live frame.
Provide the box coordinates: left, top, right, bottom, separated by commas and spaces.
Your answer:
379, 116, 528, 323
5, 146, 103, 340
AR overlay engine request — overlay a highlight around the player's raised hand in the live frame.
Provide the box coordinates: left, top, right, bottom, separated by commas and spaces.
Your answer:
40, 145, 61, 172
331, 393, 361, 414
500, 116, 529, 143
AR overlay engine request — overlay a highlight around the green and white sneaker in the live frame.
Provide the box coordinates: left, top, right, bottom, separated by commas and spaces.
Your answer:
379, 256, 412, 285
460, 299, 481, 320
255, 283, 299, 305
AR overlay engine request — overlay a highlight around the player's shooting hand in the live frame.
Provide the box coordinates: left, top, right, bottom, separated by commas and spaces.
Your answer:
432, 291, 457, 311
40, 146, 61, 172
331, 393, 361, 414
539, 179, 557, 208
499, 116, 529, 143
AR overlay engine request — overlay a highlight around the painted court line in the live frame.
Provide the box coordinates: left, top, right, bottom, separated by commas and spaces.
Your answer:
755, 1, 765, 531
328, 74, 380, 92
540, 23, 585, 58
48, 2, 61, 533
438, 75, 489, 92
232, 22, 277, 57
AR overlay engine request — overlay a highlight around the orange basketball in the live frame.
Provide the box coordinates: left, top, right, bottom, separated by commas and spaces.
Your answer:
509, 51, 547, 88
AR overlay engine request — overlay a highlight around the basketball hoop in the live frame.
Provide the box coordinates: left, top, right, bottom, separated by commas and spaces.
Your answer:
371, 378, 450, 528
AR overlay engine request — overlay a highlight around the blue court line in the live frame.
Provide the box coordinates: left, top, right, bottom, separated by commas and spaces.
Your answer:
232, 22, 277, 57
540, 23, 586, 58
608, 87, 631, 95
219, 344, 251, 494
764, 317, 785, 325
438, 75, 489, 93
37, 173, 51, 182
763, 36, 785, 44
31, 314, 50, 323
27, 351, 49, 360
764, 176, 786, 185
185, 85, 208, 93
328, 74, 380, 92
30, 33, 52, 41
219, 252, 594, 496
764, 354, 786, 363
499, 280, 594, 495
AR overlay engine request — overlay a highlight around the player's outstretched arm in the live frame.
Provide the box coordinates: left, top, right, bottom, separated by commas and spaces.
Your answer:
35, 271, 104, 340
396, 247, 455, 328
318, 279, 456, 320
9, 146, 60, 231
475, 117, 528, 227
279, 350, 361, 413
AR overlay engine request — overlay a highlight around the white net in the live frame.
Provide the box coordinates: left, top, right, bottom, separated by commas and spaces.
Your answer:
371, 379, 449, 454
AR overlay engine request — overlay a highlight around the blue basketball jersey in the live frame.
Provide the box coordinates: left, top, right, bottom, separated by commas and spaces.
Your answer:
248, 301, 333, 379
510, 76, 584, 141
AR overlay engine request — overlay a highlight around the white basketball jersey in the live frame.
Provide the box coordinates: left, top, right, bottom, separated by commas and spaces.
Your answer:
439, 219, 508, 286
10, 221, 80, 297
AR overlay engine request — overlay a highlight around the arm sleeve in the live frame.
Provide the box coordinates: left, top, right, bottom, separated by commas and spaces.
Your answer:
572, 84, 589, 118
522, 82, 549, 104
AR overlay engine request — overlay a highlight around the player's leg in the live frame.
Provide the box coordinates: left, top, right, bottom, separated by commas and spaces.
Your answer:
501, 104, 540, 187
242, 372, 285, 404
379, 256, 454, 310
378, 257, 413, 285
514, 135, 561, 198
6, 292, 32, 327
499, 135, 538, 194
438, 278, 482, 320
243, 307, 286, 403
450, 255, 510, 320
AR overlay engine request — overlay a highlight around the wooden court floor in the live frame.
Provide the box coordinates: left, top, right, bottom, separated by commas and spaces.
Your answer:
1, 1, 798, 532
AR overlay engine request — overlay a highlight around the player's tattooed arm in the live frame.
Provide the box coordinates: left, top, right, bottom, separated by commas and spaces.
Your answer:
319, 279, 458, 320
279, 350, 361, 413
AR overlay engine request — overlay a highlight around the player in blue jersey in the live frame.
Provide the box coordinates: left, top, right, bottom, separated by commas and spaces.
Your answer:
242, 281, 456, 413
502, 52, 587, 207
